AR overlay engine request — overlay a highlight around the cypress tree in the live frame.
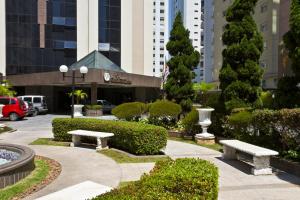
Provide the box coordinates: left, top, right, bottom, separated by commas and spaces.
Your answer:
165, 12, 200, 112
219, 0, 264, 110
284, 0, 300, 78
276, 0, 300, 108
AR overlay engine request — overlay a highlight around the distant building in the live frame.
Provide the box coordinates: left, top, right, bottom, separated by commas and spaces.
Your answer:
0, 0, 161, 112
170, 0, 205, 83
153, 0, 169, 78
212, 0, 290, 89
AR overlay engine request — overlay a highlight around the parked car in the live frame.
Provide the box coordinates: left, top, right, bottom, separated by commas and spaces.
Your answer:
24, 101, 36, 117
97, 100, 115, 113
0, 97, 27, 121
18, 96, 48, 115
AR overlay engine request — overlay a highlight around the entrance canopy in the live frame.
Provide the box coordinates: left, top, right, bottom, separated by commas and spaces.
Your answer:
70, 50, 124, 72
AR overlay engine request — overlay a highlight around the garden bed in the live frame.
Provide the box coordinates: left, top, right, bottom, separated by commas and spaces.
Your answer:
0, 156, 61, 200
271, 156, 300, 178
93, 158, 219, 200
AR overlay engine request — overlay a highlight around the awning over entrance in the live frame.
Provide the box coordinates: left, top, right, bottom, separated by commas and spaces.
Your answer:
70, 50, 124, 73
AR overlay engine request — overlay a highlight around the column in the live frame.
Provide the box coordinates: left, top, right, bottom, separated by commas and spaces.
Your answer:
91, 83, 98, 105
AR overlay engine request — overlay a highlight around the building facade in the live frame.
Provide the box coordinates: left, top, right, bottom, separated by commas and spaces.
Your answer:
171, 0, 205, 83
0, 0, 161, 112
153, 0, 169, 78
0, 0, 161, 77
212, 0, 285, 89
203, 0, 214, 83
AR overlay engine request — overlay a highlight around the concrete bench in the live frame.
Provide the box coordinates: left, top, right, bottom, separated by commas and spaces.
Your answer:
68, 130, 114, 150
220, 140, 279, 175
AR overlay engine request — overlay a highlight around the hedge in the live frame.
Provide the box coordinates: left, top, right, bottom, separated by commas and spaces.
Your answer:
148, 100, 182, 129
93, 158, 219, 200
149, 100, 182, 118
112, 102, 147, 121
224, 109, 300, 161
52, 118, 168, 155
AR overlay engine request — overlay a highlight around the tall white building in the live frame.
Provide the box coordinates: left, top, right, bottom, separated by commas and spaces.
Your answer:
171, 0, 205, 82
153, 0, 169, 77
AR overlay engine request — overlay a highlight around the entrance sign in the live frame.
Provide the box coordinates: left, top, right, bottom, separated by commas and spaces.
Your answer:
103, 72, 131, 85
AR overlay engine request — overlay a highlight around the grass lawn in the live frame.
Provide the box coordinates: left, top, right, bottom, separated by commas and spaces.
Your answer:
99, 149, 170, 163
30, 138, 70, 147
168, 137, 223, 152
0, 127, 13, 134
0, 158, 50, 200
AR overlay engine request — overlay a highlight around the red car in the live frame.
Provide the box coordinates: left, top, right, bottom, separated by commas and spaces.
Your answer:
0, 97, 27, 121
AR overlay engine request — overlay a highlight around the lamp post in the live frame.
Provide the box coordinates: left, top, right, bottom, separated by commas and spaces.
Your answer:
59, 65, 88, 118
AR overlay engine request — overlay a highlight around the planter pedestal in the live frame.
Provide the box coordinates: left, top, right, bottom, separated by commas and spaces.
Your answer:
73, 105, 84, 117
195, 108, 215, 145
195, 134, 215, 145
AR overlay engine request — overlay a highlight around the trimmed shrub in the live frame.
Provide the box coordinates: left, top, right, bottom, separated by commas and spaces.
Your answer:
112, 102, 147, 121
52, 118, 168, 155
224, 109, 300, 161
93, 158, 219, 200
148, 100, 182, 129
181, 108, 201, 135
260, 91, 274, 109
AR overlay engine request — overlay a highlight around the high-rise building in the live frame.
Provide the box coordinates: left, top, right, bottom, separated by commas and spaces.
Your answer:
153, 0, 169, 78
0, 0, 161, 112
212, 0, 285, 89
203, 0, 214, 83
170, 0, 205, 83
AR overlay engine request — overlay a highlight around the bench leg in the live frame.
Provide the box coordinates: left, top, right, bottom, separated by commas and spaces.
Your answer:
70, 135, 81, 147
252, 156, 272, 175
222, 145, 237, 160
96, 137, 109, 150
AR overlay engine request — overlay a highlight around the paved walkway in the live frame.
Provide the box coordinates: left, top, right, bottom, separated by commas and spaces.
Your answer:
1, 115, 300, 200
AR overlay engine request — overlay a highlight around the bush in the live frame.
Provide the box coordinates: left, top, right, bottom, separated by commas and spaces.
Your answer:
112, 102, 147, 121
52, 118, 168, 155
260, 91, 274, 109
148, 100, 182, 129
84, 104, 102, 110
181, 108, 201, 135
223, 109, 300, 159
93, 158, 219, 200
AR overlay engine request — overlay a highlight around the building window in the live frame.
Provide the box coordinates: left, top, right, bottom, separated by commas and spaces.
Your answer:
260, 23, 268, 32
261, 3, 268, 13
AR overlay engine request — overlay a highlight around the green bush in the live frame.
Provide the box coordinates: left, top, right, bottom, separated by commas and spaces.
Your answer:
260, 91, 274, 109
93, 158, 219, 200
52, 118, 168, 155
224, 109, 300, 160
148, 100, 182, 129
84, 104, 102, 110
112, 102, 147, 121
181, 108, 201, 135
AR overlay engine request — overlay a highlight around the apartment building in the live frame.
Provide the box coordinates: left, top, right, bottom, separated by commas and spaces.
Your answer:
212, 0, 285, 89
0, 0, 161, 112
153, 0, 169, 78
171, 0, 205, 83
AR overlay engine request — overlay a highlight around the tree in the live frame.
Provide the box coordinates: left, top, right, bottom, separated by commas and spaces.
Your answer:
276, 0, 300, 108
68, 90, 88, 104
219, 0, 264, 111
0, 81, 16, 97
165, 12, 200, 112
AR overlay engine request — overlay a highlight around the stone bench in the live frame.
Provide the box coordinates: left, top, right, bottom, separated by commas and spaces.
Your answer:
68, 130, 114, 150
220, 140, 279, 175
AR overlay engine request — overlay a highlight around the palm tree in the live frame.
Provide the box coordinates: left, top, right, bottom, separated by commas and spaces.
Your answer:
68, 90, 88, 104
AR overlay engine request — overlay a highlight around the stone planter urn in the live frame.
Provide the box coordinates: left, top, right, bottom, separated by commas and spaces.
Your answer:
195, 108, 215, 145
73, 105, 84, 117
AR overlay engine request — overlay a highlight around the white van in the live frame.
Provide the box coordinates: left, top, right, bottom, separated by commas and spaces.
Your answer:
18, 95, 48, 115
